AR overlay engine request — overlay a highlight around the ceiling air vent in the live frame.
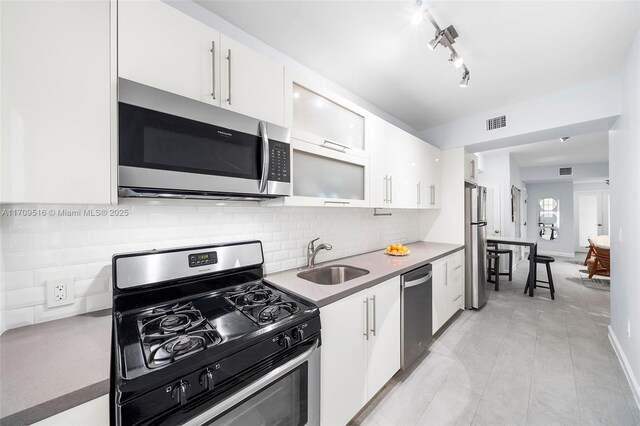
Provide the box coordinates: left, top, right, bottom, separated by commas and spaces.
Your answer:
486, 115, 507, 131
559, 167, 573, 176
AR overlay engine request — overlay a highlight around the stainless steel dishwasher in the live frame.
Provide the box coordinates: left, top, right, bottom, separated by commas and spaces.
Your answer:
400, 263, 433, 370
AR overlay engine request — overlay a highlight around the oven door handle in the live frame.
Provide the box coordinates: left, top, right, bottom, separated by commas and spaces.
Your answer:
259, 121, 270, 194
183, 339, 319, 426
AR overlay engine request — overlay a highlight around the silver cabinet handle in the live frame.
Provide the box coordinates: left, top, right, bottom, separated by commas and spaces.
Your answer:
370, 295, 376, 336
383, 176, 388, 204
226, 48, 232, 105
258, 121, 269, 193
417, 182, 421, 205
430, 185, 436, 206
389, 176, 393, 203
210, 41, 216, 100
323, 200, 350, 205
322, 139, 349, 153
471, 159, 476, 179
363, 298, 369, 340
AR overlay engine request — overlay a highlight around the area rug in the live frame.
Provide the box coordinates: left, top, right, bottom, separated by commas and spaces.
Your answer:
578, 268, 610, 291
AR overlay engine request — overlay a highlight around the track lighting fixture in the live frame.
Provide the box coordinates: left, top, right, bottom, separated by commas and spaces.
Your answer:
412, 0, 471, 87
459, 69, 470, 87
449, 52, 464, 68
428, 31, 444, 50
560, 136, 570, 143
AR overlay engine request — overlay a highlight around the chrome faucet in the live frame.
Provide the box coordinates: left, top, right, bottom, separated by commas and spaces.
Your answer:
306, 238, 333, 268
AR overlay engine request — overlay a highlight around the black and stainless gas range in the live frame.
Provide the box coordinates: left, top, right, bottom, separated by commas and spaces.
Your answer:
110, 241, 321, 426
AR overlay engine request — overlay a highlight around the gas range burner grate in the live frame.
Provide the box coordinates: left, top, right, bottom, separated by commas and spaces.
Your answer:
225, 283, 300, 326
137, 302, 221, 368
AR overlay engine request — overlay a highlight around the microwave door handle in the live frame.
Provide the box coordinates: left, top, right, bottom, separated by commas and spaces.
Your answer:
259, 121, 269, 194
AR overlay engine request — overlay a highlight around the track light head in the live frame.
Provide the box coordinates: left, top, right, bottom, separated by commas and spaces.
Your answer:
428, 31, 444, 50
449, 52, 464, 68
459, 70, 470, 87
560, 136, 570, 143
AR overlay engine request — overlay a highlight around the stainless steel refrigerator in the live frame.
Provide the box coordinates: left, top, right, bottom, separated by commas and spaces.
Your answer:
465, 185, 488, 309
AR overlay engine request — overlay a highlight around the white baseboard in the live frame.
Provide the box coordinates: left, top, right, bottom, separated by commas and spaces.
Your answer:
608, 326, 640, 412
537, 250, 575, 258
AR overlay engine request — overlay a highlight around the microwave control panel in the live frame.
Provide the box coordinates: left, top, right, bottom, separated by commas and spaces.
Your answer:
269, 141, 290, 183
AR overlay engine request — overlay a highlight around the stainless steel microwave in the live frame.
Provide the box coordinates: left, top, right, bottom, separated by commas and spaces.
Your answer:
118, 79, 290, 201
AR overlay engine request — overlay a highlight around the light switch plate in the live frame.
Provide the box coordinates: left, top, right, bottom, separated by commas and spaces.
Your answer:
46, 278, 75, 308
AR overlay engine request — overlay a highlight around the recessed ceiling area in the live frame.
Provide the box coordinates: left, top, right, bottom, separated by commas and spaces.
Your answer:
195, 1, 638, 131
486, 131, 609, 168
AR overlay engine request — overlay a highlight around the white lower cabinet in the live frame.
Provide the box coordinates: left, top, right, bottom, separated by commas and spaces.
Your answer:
320, 277, 400, 426
432, 250, 465, 334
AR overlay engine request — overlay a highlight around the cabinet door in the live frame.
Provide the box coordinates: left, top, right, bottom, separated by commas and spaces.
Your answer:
368, 116, 390, 208
118, 0, 219, 106
387, 128, 419, 209
425, 144, 442, 209
320, 291, 368, 426
220, 35, 285, 126
465, 151, 478, 184
367, 277, 401, 400
447, 251, 465, 312
431, 258, 448, 334
1, 0, 113, 204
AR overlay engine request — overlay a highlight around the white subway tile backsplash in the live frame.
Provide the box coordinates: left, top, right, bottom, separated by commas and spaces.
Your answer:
33, 297, 87, 323
32, 265, 86, 287
3, 307, 34, 329
3, 270, 34, 291
86, 292, 112, 311
75, 277, 109, 296
4, 287, 46, 309
1, 202, 432, 332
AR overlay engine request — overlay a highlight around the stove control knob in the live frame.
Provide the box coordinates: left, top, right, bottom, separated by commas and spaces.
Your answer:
278, 334, 292, 349
292, 327, 304, 342
171, 381, 190, 406
199, 369, 215, 391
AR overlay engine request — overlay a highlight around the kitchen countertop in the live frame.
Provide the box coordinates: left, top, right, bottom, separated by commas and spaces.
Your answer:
266, 241, 464, 307
0, 309, 111, 425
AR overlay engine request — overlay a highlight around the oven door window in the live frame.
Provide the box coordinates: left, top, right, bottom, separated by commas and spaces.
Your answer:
119, 102, 262, 180
208, 363, 308, 426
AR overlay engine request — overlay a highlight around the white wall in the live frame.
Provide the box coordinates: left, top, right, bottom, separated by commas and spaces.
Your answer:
520, 162, 609, 183
424, 148, 465, 244
526, 182, 575, 256
0, 202, 434, 333
609, 24, 640, 407
573, 182, 610, 192
421, 76, 620, 151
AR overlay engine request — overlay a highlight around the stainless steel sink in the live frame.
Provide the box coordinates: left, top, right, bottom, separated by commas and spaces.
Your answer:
297, 265, 370, 285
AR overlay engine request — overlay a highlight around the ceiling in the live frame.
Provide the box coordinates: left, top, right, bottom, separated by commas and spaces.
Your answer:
195, 1, 639, 131
506, 131, 609, 168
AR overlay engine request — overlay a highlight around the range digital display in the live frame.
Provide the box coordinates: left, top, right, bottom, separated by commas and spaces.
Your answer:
188, 251, 218, 268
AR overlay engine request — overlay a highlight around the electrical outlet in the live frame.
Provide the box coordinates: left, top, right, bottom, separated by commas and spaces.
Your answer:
47, 278, 75, 308
628, 319, 631, 338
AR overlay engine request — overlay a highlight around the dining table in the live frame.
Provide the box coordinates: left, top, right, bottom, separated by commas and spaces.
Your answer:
486, 236, 538, 297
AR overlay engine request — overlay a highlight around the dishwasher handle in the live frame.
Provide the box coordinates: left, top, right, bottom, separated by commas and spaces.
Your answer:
403, 272, 432, 288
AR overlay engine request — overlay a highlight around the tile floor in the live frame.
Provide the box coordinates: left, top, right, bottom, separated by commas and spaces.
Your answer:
352, 255, 640, 426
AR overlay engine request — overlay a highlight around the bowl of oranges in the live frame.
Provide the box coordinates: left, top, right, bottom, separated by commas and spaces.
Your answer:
385, 243, 410, 256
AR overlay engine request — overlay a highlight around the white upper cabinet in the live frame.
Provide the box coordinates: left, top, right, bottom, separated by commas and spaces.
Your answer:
418, 142, 442, 209
118, 0, 220, 106
219, 35, 285, 126
369, 116, 441, 209
119, 1, 285, 125
286, 73, 368, 159
465, 150, 479, 184
1, 0, 115, 204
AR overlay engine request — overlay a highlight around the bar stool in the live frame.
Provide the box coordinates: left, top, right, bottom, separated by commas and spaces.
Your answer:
487, 253, 500, 290
487, 244, 513, 282
525, 255, 556, 300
